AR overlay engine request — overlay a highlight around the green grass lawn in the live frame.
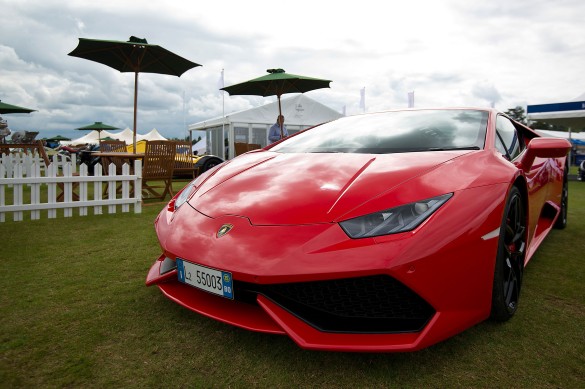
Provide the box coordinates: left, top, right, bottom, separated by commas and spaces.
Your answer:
1, 182, 584, 388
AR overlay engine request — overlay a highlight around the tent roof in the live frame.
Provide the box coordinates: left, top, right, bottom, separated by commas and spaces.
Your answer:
114, 128, 134, 143
527, 93, 585, 129
535, 129, 585, 140
189, 94, 343, 131
65, 128, 166, 145
140, 128, 167, 141
65, 130, 119, 145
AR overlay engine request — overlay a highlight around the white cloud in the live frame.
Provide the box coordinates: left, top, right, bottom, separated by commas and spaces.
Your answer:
472, 81, 502, 106
1, 0, 584, 139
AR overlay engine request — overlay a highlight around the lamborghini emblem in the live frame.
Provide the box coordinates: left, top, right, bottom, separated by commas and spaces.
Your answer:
217, 224, 233, 238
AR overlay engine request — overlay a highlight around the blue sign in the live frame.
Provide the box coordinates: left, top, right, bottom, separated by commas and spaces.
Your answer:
527, 101, 585, 114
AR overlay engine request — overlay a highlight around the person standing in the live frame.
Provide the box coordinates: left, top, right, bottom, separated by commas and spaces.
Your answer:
268, 115, 288, 143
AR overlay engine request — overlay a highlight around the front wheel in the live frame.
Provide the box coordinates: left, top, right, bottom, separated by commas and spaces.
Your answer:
202, 157, 223, 172
195, 156, 224, 173
490, 186, 527, 321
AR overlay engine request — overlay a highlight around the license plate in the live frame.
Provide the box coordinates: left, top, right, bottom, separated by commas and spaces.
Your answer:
176, 258, 234, 299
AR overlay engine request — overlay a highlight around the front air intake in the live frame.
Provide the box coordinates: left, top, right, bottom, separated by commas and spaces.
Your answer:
235, 275, 435, 333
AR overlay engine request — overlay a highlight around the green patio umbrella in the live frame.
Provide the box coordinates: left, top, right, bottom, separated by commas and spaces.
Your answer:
0, 100, 36, 143
0, 100, 36, 114
77, 121, 119, 146
68, 36, 201, 152
46, 135, 71, 141
221, 68, 332, 138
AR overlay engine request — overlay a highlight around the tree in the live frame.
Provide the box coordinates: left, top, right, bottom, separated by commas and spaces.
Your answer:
503, 106, 570, 131
527, 120, 568, 132
504, 106, 527, 125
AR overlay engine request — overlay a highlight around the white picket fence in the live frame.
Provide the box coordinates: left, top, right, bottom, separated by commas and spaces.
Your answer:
0, 151, 76, 175
0, 159, 142, 222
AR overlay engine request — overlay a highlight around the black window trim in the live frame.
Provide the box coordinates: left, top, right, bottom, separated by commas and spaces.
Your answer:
496, 114, 524, 161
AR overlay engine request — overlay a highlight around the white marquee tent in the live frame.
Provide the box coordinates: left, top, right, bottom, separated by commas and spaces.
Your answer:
140, 128, 167, 141
61, 130, 115, 145
192, 133, 207, 155
64, 128, 167, 145
535, 129, 585, 140
188, 95, 343, 159
113, 128, 134, 144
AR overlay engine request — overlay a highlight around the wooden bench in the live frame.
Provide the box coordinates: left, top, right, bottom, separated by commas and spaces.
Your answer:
0, 141, 51, 167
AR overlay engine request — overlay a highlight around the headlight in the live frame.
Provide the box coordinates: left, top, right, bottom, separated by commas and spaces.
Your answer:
169, 165, 220, 212
339, 193, 452, 238
173, 181, 197, 210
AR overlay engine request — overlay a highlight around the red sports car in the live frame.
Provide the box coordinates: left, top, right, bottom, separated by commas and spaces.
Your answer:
146, 108, 570, 352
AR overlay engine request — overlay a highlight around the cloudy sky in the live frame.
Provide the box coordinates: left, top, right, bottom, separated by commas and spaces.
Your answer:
1, 0, 584, 140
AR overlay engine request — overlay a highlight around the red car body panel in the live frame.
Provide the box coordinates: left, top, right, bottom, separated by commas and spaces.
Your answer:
146, 108, 570, 351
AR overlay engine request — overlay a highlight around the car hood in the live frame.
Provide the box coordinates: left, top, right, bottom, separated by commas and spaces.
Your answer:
188, 150, 471, 225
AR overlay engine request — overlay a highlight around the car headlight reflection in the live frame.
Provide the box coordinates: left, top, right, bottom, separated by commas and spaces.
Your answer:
339, 193, 453, 238
170, 164, 223, 212
173, 181, 197, 210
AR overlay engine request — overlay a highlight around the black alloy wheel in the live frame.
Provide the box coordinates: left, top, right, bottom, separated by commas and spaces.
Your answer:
491, 186, 527, 321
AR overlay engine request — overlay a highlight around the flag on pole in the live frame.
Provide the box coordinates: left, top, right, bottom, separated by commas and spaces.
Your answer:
408, 91, 415, 108
359, 87, 366, 112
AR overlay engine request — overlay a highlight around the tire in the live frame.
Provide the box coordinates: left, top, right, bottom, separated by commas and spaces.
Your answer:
490, 186, 527, 321
554, 164, 568, 229
201, 157, 223, 172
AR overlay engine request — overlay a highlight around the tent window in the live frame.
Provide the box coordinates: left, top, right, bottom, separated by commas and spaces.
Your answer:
234, 127, 249, 143
205, 126, 225, 160
252, 128, 267, 147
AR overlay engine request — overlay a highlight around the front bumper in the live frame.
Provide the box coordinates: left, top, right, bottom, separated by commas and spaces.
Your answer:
147, 256, 442, 351
146, 184, 506, 351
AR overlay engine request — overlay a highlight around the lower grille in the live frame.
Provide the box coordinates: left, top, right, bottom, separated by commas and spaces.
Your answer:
234, 275, 435, 333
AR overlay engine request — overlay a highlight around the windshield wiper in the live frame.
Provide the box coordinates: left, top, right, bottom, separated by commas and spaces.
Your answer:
427, 146, 481, 151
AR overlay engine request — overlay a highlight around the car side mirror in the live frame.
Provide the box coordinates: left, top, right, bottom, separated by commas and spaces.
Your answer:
517, 137, 571, 170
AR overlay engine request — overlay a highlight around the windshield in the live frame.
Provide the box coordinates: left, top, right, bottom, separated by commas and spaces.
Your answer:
272, 109, 489, 154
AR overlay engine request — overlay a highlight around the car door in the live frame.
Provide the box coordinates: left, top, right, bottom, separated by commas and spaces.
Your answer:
496, 115, 550, 239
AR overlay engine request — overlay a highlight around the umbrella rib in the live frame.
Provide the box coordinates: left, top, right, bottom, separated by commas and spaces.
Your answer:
140, 51, 177, 75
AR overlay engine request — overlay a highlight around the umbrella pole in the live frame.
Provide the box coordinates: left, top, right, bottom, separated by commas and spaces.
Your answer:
133, 72, 139, 153
278, 95, 283, 139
